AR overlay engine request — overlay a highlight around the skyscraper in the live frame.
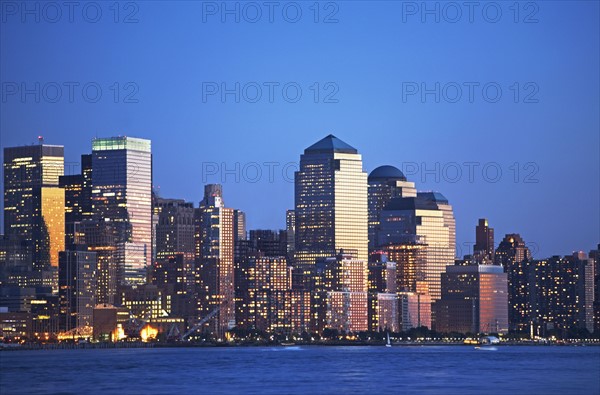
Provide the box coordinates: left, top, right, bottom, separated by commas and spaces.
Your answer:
294, 135, 368, 267
3, 143, 65, 270
495, 234, 532, 332
58, 245, 97, 331
91, 137, 152, 288
474, 218, 494, 263
378, 192, 455, 301
195, 184, 237, 337
59, 154, 93, 246
367, 165, 416, 250
285, 210, 295, 262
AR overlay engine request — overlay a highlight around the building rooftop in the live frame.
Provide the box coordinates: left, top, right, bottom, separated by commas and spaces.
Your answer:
304, 134, 358, 154
368, 165, 407, 182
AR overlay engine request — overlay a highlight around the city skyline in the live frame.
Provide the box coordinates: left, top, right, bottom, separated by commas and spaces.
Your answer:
1, 133, 596, 259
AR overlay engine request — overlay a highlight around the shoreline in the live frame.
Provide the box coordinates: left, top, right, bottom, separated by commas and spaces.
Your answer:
2, 340, 598, 351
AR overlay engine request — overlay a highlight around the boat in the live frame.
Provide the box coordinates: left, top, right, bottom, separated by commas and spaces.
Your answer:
385, 332, 392, 347
281, 342, 296, 346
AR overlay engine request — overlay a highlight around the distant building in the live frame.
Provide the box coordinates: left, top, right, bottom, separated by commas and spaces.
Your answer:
434, 264, 509, 334
367, 165, 416, 251
3, 143, 65, 272
286, 210, 295, 262
591, 246, 599, 333
398, 289, 432, 331
474, 219, 494, 263
234, 254, 289, 332
194, 184, 237, 337
248, 229, 287, 258
58, 245, 96, 331
495, 234, 532, 332
531, 254, 594, 334
377, 192, 455, 301
369, 292, 399, 332
154, 197, 195, 293
59, 154, 93, 246
314, 252, 369, 334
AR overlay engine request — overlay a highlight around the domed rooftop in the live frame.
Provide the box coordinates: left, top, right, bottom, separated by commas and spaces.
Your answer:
368, 165, 407, 182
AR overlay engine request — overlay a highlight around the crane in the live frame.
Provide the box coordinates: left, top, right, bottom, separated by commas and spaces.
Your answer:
181, 302, 227, 341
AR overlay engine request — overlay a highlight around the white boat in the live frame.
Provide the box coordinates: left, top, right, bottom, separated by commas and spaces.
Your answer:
385, 332, 392, 347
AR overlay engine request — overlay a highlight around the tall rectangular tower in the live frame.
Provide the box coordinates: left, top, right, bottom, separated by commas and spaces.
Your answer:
91, 137, 152, 287
294, 135, 368, 267
3, 143, 65, 269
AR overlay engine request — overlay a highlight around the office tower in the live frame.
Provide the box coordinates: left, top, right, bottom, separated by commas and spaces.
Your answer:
367, 165, 416, 250
0, 235, 33, 287
474, 218, 495, 263
59, 154, 93, 246
248, 229, 287, 257
531, 254, 594, 335
234, 254, 289, 332
77, 220, 119, 305
58, 245, 97, 331
590, 246, 599, 333
234, 210, 246, 241
378, 192, 455, 301
195, 184, 236, 337
4, 143, 65, 270
154, 197, 195, 291
294, 135, 368, 267
495, 234, 532, 332
91, 136, 152, 287
433, 264, 509, 334
286, 210, 295, 262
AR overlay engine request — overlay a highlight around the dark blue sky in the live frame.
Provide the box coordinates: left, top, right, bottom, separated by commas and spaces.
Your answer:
1, 1, 598, 258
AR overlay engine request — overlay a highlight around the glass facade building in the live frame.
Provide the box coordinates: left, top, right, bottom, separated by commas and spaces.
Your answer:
3, 144, 65, 270
378, 192, 455, 301
91, 137, 152, 287
433, 264, 509, 334
294, 135, 368, 267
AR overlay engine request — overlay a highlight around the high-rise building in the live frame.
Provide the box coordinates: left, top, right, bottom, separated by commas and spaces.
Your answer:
59, 154, 93, 246
433, 264, 509, 334
154, 197, 195, 292
77, 220, 119, 305
91, 136, 152, 287
531, 254, 594, 335
195, 184, 237, 337
286, 210, 295, 262
3, 143, 65, 270
590, 246, 599, 333
294, 135, 368, 267
367, 165, 416, 251
58, 245, 97, 331
378, 192, 455, 301
314, 251, 369, 334
495, 234, 532, 332
234, 253, 289, 332
474, 218, 494, 263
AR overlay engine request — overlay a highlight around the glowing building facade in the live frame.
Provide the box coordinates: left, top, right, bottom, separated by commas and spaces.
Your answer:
3, 144, 65, 270
294, 135, 368, 267
91, 137, 152, 287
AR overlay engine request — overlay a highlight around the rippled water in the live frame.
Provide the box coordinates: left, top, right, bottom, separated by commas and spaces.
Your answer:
1, 346, 599, 394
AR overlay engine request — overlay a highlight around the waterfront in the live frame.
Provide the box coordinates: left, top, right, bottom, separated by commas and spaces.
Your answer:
1, 346, 598, 394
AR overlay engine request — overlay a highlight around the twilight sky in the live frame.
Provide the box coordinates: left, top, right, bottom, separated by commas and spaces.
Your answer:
1, 1, 598, 258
